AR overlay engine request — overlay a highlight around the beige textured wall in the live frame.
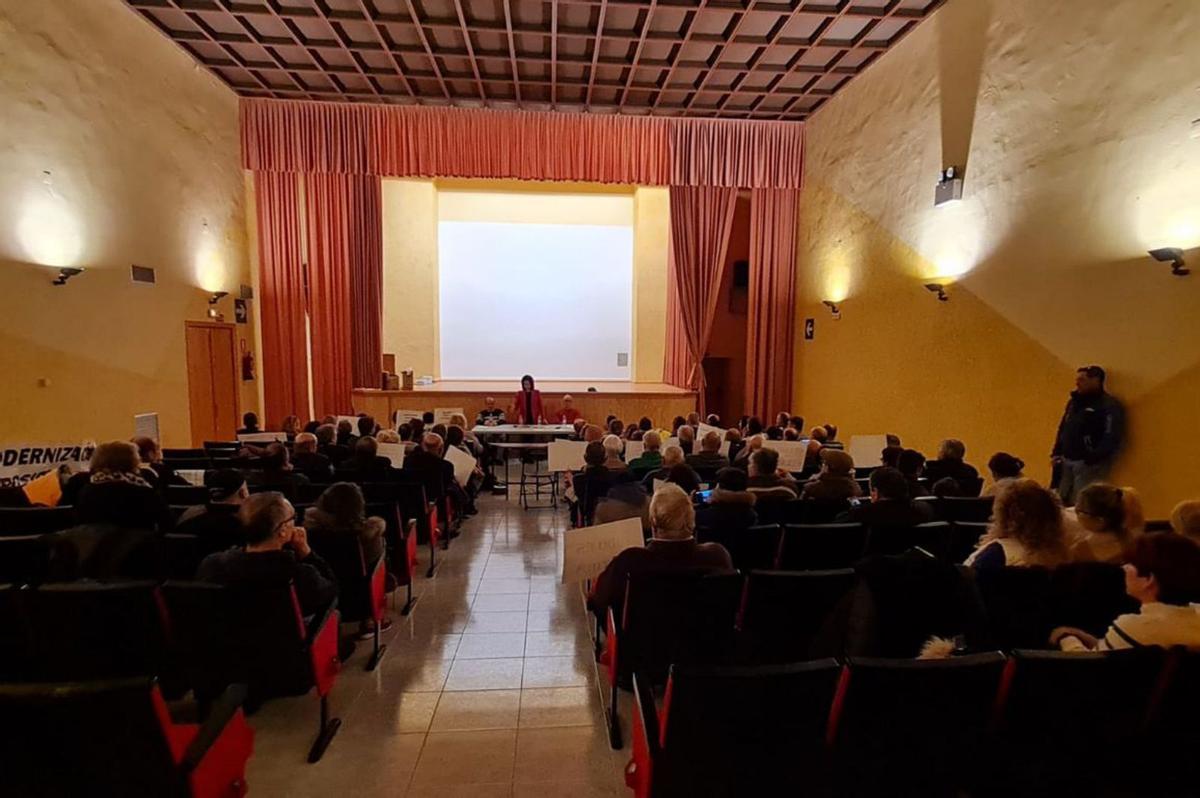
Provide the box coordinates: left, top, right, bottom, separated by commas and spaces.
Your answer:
0, 0, 254, 446
381, 179, 670, 382
796, 0, 1200, 515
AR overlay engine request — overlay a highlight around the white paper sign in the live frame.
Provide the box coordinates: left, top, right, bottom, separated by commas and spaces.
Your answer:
393, 409, 422, 427
134, 413, 160, 444
443, 444, 477, 486
434, 407, 466, 426
624, 441, 644, 461
237, 432, 287, 444
697, 423, 723, 442
766, 441, 809, 472
560, 516, 645, 585
376, 442, 407, 469
848, 435, 889, 469
719, 441, 732, 458
176, 469, 207, 487
336, 415, 360, 430
663, 437, 680, 451
548, 439, 587, 472
0, 441, 96, 488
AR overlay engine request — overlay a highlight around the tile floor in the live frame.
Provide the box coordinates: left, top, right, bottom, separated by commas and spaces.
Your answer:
245, 494, 628, 797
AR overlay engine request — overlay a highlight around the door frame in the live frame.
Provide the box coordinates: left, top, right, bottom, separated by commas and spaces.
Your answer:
184, 320, 241, 445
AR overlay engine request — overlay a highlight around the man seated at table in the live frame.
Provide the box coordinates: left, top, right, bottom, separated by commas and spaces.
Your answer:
554, 394, 582, 425
476, 397, 506, 427
587, 483, 733, 624
686, 430, 728, 472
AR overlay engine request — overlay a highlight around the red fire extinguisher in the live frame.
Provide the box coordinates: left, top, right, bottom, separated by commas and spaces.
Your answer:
240, 339, 255, 381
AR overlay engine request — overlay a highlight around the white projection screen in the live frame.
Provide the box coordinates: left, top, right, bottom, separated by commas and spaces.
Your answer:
437, 191, 634, 380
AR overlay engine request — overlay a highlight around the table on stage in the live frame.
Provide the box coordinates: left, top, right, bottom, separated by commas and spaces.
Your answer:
471, 424, 576, 437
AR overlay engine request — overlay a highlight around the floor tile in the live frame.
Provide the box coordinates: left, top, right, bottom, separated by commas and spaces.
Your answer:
518, 687, 600, 729
473, 593, 531, 613
445, 658, 526, 691
430, 690, 522, 731
512, 726, 619, 784
457, 632, 527, 659
522, 656, 593, 689
465, 611, 529, 633
410, 730, 518, 786
523, 632, 587, 658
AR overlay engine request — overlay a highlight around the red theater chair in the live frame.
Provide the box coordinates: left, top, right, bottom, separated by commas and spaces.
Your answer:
307, 529, 389, 670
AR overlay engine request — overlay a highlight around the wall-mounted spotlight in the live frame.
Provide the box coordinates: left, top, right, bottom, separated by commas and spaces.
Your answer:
1148, 248, 1189, 276
935, 166, 964, 206
208, 290, 229, 305
821, 300, 841, 319
52, 267, 84, 286
924, 283, 949, 302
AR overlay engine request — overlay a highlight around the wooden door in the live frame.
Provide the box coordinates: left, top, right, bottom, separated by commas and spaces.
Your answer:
185, 322, 239, 446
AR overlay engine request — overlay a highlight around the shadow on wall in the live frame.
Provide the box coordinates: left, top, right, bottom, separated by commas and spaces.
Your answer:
937, 0, 992, 175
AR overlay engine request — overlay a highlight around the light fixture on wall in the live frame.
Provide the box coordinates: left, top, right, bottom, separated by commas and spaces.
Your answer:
1148, 247, 1189, 276
52, 267, 84, 286
924, 283, 949, 302
935, 166, 964, 207
821, 299, 842, 319
208, 290, 229, 305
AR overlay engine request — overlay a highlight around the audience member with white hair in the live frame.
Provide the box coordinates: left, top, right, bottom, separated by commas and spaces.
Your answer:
686, 430, 728, 471
556, 394, 582, 424
641, 445, 694, 492
677, 424, 696, 456
291, 431, 334, 481
628, 430, 664, 473
602, 434, 627, 472
476, 396, 506, 426
587, 483, 733, 622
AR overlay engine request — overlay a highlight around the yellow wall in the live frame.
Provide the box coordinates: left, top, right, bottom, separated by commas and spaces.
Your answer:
796, 0, 1200, 516
381, 178, 670, 383
0, 0, 255, 446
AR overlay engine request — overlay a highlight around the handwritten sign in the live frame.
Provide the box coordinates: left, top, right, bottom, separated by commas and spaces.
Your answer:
624, 440, 644, 461
176, 469, 207, 487
848, 434, 889, 469
766, 441, 809, 473
548, 439, 587, 472
443, 445, 477, 487
697, 423, 723, 442
377, 442, 407, 469
560, 517, 645, 585
393, 409, 422, 427
237, 432, 287, 444
434, 407, 466, 426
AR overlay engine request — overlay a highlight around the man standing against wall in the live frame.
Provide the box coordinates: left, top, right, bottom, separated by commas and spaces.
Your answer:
1052, 365, 1125, 506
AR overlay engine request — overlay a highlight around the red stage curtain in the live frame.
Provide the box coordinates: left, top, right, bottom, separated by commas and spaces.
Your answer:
663, 257, 690, 388
240, 99, 803, 189
745, 188, 801, 420
254, 172, 310, 427
666, 186, 738, 406
303, 173, 355, 418
347, 175, 383, 389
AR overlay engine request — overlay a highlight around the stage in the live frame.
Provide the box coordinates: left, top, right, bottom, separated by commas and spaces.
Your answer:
352, 381, 697, 428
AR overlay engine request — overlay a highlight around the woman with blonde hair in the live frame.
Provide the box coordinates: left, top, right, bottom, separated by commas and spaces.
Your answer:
965, 479, 1068, 569
1066, 483, 1144, 563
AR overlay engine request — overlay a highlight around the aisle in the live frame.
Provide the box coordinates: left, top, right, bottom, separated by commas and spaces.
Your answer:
246, 494, 627, 797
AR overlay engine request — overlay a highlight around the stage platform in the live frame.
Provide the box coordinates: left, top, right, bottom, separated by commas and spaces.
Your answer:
352, 381, 697, 428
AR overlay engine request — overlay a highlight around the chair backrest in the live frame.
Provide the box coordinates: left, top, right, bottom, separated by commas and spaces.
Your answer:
801, 498, 852, 524
0, 534, 52, 586
973, 565, 1055, 650
739, 569, 857, 663
166, 485, 210, 506
0, 505, 77, 537
778, 523, 868, 570
753, 498, 805, 526
937, 496, 995, 522
908, 521, 954, 560
162, 448, 207, 460
652, 660, 844, 796
696, 524, 781, 572
618, 572, 743, 682
295, 481, 333, 504
162, 580, 312, 702
306, 528, 375, 622
20, 581, 169, 682
0, 677, 189, 797
836, 652, 1008, 793
1048, 561, 1138, 637
959, 476, 985, 497
161, 457, 211, 471
1001, 648, 1166, 761
949, 521, 989, 563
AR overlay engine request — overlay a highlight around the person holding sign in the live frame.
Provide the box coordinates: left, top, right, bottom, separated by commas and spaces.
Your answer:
511, 374, 544, 425
587, 483, 733, 623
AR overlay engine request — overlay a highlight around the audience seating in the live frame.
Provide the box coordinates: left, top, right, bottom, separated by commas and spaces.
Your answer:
627, 660, 843, 798
835, 652, 1008, 796
990, 647, 1167, 794
778, 523, 868, 570
162, 581, 342, 763
737, 569, 856, 663
167, 485, 211, 506
163, 448, 207, 460
0, 505, 77, 536
163, 533, 207, 580
377, 480, 441, 577
696, 524, 782, 571
0, 677, 253, 798
0, 534, 52, 586
604, 572, 743, 748
948, 521, 989, 563
163, 458, 213, 472
2, 581, 170, 684
306, 530, 388, 670
925, 495, 994, 523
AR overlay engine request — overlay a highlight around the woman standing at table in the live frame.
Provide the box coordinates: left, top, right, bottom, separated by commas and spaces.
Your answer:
512, 374, 545, 424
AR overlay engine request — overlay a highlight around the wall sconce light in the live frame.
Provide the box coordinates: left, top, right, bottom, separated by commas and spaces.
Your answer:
821, 300, 841, 319
1148, 248, 1189, 276
208, 290, 229, 305
935, 166, 964, 206
924, 283, 949, 302
52, 267, 84, 286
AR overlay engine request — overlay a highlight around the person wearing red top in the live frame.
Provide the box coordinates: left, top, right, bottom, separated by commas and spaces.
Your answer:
512, 374, 545, 424
555, 394, 582, 425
